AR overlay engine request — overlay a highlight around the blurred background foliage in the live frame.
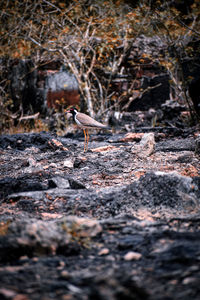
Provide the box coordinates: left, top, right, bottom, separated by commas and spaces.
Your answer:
0, 0, 200, 133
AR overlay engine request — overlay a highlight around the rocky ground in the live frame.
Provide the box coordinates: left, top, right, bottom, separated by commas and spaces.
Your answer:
0, 113, 200, 300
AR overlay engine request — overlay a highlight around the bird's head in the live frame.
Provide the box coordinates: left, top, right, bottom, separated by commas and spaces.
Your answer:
66, 107, 78, 116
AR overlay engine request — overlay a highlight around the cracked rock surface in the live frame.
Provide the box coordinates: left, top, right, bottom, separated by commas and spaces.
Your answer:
0, 128, 200, 299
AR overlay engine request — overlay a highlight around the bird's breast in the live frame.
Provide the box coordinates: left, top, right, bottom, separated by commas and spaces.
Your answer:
74, 116, 83, 127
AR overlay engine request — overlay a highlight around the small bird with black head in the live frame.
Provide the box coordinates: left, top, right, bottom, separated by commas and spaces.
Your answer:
67, 107, 109, 152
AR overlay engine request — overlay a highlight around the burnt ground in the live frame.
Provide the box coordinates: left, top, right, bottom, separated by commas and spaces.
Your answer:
0, 119, 200, 299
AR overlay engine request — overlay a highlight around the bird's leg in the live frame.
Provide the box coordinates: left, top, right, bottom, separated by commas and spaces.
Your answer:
86, 129, 89, 151
83, 129, 87, 152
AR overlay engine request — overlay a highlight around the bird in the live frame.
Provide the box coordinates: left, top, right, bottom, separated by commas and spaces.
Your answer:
67, 107, 109, 152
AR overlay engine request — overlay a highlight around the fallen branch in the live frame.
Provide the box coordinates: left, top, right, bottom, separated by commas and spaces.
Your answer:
19, 112, 40, 121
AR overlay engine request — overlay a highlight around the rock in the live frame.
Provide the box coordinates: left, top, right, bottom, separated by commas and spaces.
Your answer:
60, 270, 70, 279
132, 132, 155, 157
195, 134, 200, 155
48, 138, 69, 151
0, 288, 17, 299
182, 277, 198, 285
134, 171, 199, 209
98, 248, 110, 256
86, 270, 149, 300
124, 251, 142, 260
91, 145, 118, 153
0, 174, 50, 198
0, 132, 57, 151
156, 138, 196, 152
68, 178, 85, 189
120, 132, 144, 142
48, 177, 70, 189
63, 158, 74, 168
0, 216, 102, 262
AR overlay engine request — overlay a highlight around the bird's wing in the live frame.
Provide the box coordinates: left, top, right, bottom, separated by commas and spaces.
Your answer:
77, 113, 108, 128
